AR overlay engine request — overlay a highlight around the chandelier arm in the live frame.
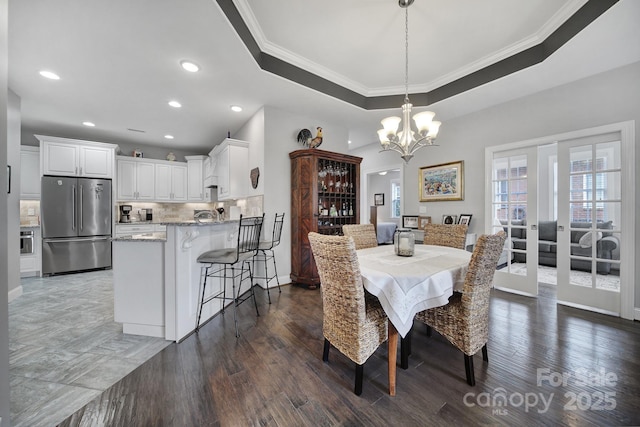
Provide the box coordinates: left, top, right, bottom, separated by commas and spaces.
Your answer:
383, 141, 411, 155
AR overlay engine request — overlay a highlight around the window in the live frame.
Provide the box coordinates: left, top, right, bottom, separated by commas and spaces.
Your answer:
391, 180, 401, 218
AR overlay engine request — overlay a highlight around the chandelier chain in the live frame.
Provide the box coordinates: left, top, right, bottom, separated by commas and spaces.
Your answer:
404, 7, 409, 104
377, 0, 441, 163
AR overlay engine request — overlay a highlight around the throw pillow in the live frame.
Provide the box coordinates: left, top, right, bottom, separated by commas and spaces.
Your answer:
579, 231, 603, 248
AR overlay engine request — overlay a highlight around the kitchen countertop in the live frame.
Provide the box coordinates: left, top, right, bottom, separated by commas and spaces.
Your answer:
159, 220, 239, 226
117, 220, 238, 226
20, 224, 40, 229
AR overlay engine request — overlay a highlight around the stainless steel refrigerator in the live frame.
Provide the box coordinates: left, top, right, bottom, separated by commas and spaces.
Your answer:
41, 176, 112, 275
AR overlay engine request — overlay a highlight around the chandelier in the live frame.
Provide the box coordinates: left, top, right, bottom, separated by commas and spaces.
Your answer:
378, 0, 441, 163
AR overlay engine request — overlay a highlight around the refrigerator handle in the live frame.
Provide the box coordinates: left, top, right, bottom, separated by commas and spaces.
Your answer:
79, 184, 84, 231
72, 184, 77, 231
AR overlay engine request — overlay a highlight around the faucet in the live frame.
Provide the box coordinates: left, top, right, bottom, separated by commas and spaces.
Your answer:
193, 210, 214, 223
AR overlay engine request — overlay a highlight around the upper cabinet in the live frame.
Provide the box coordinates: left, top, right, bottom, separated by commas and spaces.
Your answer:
116, 156, 192, 203
36, 135, 116, 178
185, 155, 211, 201
155, 163, 187, 202
209, 138, 249, 201
116, 157, 155, 201
20, 146, 40, 199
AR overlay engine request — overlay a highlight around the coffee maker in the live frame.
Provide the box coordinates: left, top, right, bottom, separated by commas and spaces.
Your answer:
119, 205, 132, 223
145, 208, 153, 221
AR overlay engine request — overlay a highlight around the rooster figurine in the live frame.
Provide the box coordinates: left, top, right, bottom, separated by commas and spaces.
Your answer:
296, 127, 323, 149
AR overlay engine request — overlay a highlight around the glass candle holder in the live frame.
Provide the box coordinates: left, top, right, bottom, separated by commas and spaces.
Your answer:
394, 228, 415, 257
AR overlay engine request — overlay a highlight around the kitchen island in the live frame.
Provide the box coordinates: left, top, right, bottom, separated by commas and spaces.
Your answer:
112, 221, 239, 341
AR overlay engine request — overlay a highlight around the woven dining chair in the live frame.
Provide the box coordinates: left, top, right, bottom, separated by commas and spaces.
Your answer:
308, 232, 388, 396
423, 223, 468, 249
413, 230, 507, 386
342, 224, 378, 250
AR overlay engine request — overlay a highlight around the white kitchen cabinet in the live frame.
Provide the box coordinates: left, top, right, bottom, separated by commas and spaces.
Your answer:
210, 138, 249, 201
37, 135, 116, 178
20, 146, 40, 199
155, 163, 187, 202
116, 157, 155, 201
113, 240, 165, 337
186, 155, 211, 201
115, 223, 155, 237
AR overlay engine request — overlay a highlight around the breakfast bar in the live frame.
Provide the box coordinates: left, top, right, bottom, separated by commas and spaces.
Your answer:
112, 221, 239, 342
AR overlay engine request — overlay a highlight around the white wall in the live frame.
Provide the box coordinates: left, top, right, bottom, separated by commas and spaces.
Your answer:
7, 90, 20, 297
234, 107, 265, 198
244, 105, 350, 284
351, 61, 640, 308
1, 0, 12, 420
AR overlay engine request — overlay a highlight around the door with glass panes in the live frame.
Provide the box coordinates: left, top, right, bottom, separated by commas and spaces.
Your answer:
489, 147, 538, 296
556, 133, 622, 315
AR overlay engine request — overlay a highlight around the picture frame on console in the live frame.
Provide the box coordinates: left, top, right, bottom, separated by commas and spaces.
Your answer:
402, 215, 419, 229
442, 214, 458, 225
418, 216, 432, 230
458, 214, 472, 226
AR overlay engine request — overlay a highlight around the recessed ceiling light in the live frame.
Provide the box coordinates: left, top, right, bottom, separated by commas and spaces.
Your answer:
230, 105, 242, 112
164, 135, 174, 139
82, 121, 95, 127
180, 60, 199, 72
168, 101, 182, 108
348, 140, 352, 144
39, 70, 60, 80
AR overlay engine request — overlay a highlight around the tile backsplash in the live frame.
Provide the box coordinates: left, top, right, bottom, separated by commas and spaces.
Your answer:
21, 196, 264, 225
20, 200, 41, 225
116, 195, 264, 222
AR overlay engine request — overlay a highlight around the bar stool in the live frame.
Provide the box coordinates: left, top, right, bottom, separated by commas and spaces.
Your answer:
195, 214, 264, 337
253, 213, 285, 303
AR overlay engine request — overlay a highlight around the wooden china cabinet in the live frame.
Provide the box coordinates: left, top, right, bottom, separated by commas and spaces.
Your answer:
289, 149, 362, 289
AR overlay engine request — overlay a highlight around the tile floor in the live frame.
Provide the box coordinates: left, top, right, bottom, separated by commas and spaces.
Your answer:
8, 270, 171, 427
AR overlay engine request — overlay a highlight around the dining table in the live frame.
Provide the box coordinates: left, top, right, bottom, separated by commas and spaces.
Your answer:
356, 244, 472, 396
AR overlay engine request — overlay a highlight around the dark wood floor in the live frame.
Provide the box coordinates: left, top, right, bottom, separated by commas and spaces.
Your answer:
59, 283, 640, 427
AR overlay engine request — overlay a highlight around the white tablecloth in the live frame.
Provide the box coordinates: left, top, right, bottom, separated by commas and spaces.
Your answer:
357, 245, 471, 337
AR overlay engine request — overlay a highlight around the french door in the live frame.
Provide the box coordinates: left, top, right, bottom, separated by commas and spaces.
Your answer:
489, 147, 538, 296
486, 122, 634, 319
556, 133, 623, 315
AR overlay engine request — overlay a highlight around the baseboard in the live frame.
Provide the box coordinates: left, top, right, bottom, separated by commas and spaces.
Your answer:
8, 285, 23, 303
122, 323, 165, 338
255, 275, 291, 290
634, 307, 640, 321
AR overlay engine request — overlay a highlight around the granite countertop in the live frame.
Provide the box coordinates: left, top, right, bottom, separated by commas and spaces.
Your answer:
116, 221, 162, 225
20, 224, 40, 229
159, 220, 238, 226
112, 232, 167, 242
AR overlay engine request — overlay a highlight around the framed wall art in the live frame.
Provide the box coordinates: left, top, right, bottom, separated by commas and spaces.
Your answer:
419, 160, 464, 202
374, 193, 385, 206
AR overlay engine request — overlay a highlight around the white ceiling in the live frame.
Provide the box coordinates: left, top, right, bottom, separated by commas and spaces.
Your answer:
8, 0, 640, 152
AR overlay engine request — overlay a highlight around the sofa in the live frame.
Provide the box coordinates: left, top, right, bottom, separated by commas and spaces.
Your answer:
505, 220, 619, 275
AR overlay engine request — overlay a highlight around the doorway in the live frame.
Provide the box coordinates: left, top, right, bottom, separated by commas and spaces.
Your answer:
361, 163, 404, 225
